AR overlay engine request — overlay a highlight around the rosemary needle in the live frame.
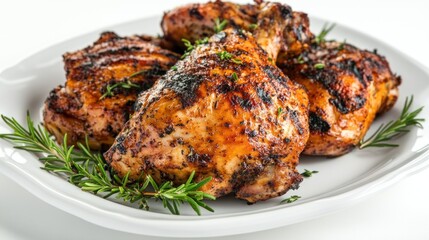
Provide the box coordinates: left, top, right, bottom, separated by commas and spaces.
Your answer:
359, 95, 424, 149
0, 112, 215, 215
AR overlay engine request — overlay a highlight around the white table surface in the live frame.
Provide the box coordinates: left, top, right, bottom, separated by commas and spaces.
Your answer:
1, 0, 429, 239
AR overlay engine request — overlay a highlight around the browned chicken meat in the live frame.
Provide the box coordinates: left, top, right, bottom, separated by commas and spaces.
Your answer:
43, 32, 180, 149
161, 0, 313, 57
104, 2, 309, 203
278, 41, 400, 156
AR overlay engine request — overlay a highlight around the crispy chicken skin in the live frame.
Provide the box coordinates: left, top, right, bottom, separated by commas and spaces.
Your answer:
278, 41, 400, 156
104, 2, 309, 203
43, 32, 179, 149
161, 0, 313, 56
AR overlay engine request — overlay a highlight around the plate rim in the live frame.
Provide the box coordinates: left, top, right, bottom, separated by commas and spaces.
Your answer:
1, 15, 429, 237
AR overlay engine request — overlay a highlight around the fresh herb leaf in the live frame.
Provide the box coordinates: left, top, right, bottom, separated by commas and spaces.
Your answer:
277, 107, 283, 117
231, 72, 239, 81
217, 51, 232, 60
214, 18, 228, 33
301, 169, 319, 178
315, 23, 336, 45
314, 63, 325, 69
181, 37, 209, 59
359, 95, 424, 149
100, 80, 140, 100
171, 66, 178, 71
249, 23, 258, 30
281, 195, 301, 204
0, 113, 216, 215
217, 51, 242, 64
297, 55, 305, 64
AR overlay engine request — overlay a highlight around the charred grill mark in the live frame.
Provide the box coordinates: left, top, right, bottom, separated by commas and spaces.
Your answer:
165, 73, 204, 108
289, 109, 304, 135
186, 147, 211, 167
329, 98, 349, 114
231, 161, 264, 191
231, 95, 253, 110
216, 82, 233, 93
188, 7, 204, 20
245, 129, 258, 138
256, 86, 272, 104
335, 59, 366, 87
263, 65, 289, 86
309, 112, 330, 132
279, 5, 292, 19
294, 24, 303, 42
304, 68, 367, 114
261, 153, 286, 165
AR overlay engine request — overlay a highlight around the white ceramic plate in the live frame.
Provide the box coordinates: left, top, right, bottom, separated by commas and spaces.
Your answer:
0, 16, 429, 238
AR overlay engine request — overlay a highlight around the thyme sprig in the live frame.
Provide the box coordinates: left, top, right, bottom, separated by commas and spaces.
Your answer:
281, 195, 301, 204
315, 23, 336, 45
181, 37, 209, 59
359, 96, 424, 149
0, 113, 215, 215
100, 80, 140, 100
301, 169, 319, 178
216, 50, 242, 64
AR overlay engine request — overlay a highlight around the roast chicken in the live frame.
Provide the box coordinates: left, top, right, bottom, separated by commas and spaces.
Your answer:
162, 1, 400, 156
162, 0, 314, 58
104, 2, 309, 203
43, 32, 180, 149
278, 41, 400, 156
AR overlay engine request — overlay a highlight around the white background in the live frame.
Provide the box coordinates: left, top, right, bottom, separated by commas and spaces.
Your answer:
1, 0, 429, 239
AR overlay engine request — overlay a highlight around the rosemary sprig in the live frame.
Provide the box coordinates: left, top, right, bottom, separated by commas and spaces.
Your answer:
214, 18, 228, 33
0, 113, 215, 215
100, 80, 140, 100
315, 23, 336, 45
281, 195, 301, 204
359, 96, 424, 149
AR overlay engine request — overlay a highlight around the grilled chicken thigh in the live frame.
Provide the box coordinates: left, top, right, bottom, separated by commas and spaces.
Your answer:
162, 0, 313, 57
278, 41, 400, 156
44, 32, 179, 149
104, 2, 309, 203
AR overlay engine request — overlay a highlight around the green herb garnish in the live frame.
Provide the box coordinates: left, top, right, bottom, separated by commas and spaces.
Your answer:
359, 96, 424, 149
301, 169, 319, 178
181, 37, 209, 59
297, 55, 305, 64
277, 107, 283, 117
315, 23, 336, 45
0, 113, 216, 215
281, 195, 301, 204
231, 72, 239, 81
214, 18, 228, 33
217, 50, 242, 64
314, 63, 325, 69
100, 80, 140, 100
171, 66, 178, 71
217, 51, 232, 60
249, 23, 258, 30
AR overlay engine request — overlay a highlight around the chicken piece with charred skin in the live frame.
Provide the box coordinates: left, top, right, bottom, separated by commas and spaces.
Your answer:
43, 32, 180, 150
104, 2, 309, 203
161, 0, 314, 57
278, 41, 400, 156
